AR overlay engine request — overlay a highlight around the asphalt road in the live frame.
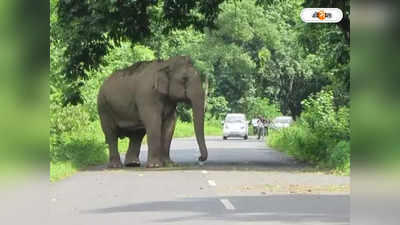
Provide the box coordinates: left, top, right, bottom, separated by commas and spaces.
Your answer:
50, 136, 350, 225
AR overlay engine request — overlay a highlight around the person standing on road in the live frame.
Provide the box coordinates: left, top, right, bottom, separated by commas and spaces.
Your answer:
265, 118, 270, 136
257, 116, 265, 140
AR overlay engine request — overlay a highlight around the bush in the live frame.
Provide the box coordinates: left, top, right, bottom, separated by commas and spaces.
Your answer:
50, 104, 108, 181
326, 141, 350, 173
50, 123, 107, 167
50, 104, 91, 136
300, 90, 350, 141
268, 90, 350, 173
269, 125, 321, 163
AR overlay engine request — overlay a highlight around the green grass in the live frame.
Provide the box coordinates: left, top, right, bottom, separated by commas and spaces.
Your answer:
50, 161, 77, 182
50, 122, 108, 182
174, 119, 222, 137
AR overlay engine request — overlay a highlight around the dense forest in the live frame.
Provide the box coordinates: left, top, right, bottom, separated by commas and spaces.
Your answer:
50, 0, 350, 180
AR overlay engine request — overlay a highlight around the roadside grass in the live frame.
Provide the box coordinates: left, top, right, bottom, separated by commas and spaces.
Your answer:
267, 127, 350, 175
174, 119, 222, 137
50, 122, 108, 182
50, 162, 76, 182
50, 119, 222, 182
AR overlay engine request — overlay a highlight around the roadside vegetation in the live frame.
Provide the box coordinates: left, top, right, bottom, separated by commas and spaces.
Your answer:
50, 0, 350, 180
268, 91, 350, 174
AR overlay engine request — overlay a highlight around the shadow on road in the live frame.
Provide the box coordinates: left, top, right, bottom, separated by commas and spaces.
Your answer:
86, 195, 349, 224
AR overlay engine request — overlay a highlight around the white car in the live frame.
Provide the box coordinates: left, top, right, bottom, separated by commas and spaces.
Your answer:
270, 116, 294, 129
223, 113, 249, 140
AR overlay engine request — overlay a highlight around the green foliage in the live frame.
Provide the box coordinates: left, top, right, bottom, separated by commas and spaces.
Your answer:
50, 125, 108, 169
50, 161, 76, 182
326, 141, 350, 173
50, 0, 350, 178
207, 96, 230, 119
56, 0, 224, 104
50, 104, 108, 181
300, 90, 350, 141
302, 0, 350, 41
176, 103, 193, 123
52, 0, 349, 117
245, 97, 280, 120
50, 104, 91, 136
268, 90, 350, 173
268, 124, 320, 162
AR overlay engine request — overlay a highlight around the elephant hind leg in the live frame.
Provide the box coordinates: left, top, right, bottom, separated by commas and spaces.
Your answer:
99, 114, 123, 169
124, 129, 146, 167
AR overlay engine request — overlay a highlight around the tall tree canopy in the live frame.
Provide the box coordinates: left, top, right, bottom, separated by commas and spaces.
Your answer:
257, 0, 350, 41
52, 0, 350, 119
56, 0, 224, 104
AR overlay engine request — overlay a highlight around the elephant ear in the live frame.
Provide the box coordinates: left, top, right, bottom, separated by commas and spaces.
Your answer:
154, 66, 170, 95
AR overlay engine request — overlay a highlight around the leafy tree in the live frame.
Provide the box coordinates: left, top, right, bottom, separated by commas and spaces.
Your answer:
302, 0, 350, 42
256, 0, 350, 41
207, 96, 230, 119
56, 0, 224, 104
52, 0, 350, 122
245, 97, 280, 120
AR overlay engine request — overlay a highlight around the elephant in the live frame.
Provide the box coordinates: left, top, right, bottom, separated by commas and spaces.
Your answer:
97, 56, 208, 168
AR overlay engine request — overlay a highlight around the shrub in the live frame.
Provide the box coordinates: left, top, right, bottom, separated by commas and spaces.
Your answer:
50, 104, 108, 181
50, 104, 91, 136
268, 90, 350, 173
326, 141, 350, 173
300, 90, 350, 141
51, 124, 108, 168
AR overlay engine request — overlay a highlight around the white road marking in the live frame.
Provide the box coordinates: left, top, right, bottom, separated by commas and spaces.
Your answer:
208, 180, 216, 186
201, 170, 208, 174
220, 199, 235, 210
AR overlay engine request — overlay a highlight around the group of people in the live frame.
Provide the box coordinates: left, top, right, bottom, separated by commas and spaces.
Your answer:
256, 116, 270, 140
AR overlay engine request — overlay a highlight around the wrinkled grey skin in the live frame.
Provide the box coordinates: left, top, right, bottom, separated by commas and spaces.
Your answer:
97, 56, 208, 168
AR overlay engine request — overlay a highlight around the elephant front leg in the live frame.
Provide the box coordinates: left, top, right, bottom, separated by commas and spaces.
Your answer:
143, 115, 163, 168
161, 112, 177, 167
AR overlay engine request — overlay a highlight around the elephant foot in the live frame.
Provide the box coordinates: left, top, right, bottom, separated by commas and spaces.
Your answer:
107, 160, 123, 169
162, 158, 177, 167
147, 159, 162, 168
125, 160, 141, 167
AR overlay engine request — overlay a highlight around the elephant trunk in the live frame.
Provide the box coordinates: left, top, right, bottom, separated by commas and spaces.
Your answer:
189, 87, 208, 161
